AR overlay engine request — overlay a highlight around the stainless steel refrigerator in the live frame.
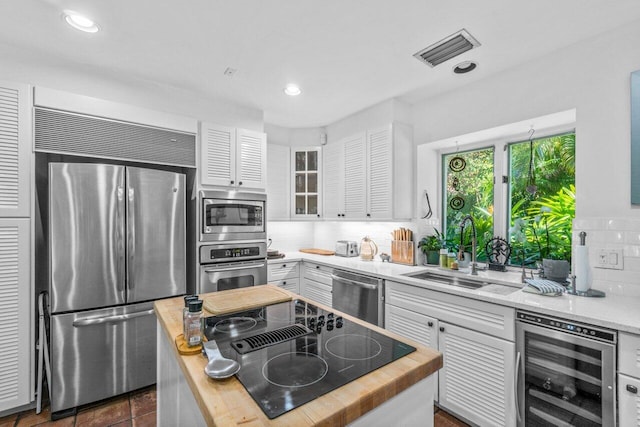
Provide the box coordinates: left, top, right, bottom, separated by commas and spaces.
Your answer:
48, 163, 186, 414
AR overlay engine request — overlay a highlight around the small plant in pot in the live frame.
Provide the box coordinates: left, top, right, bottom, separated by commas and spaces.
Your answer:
418, 234, 442, 265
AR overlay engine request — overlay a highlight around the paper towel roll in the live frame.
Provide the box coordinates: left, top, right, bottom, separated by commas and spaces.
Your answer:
574, 245, 590, 292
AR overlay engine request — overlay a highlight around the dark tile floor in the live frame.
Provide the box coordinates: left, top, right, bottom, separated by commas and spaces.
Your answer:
0, 386, 156, 427
1, 386, 468, 427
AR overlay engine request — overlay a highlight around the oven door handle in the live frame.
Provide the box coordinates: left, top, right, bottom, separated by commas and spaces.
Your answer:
331, 275, 379, 290
204, 263, 266, 273
72, 309, 155, 327
515, 350, 522, 424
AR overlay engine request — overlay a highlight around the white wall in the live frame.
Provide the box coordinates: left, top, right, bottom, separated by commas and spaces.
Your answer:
0, 46, 264, 130
326, 98, 412, 143
411, 19, 640, 294
411, 19, 640, 219
264, 123, 326, 147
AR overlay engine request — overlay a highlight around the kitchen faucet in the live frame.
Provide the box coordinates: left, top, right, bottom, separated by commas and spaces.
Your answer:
459, 215, 478, 275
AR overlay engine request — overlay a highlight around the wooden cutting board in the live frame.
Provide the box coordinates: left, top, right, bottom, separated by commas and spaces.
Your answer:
299, 248, 336, 255
203, 285, 292, 316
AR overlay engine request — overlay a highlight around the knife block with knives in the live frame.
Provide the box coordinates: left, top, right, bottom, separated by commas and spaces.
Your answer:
391, 228, 415, 266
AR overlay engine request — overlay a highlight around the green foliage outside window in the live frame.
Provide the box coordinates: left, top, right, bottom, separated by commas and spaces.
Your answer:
442, 132, 575, 266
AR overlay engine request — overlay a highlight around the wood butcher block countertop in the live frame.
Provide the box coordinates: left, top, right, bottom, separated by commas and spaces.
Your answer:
154, 285, 443, 427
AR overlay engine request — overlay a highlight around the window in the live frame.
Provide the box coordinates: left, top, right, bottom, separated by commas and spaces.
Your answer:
442, 147, 494, 261
508, 132, 575, 266
441, 131, 575, 267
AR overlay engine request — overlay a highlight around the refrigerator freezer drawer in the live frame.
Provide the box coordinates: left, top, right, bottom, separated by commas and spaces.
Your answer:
50, 302, 157, 414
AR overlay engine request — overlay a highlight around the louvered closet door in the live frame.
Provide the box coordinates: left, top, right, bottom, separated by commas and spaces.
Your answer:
367, 126, 393, 219
322, 142, 344, 219
236, 129, 266, 190
0, 218, 30, 412
0, 82, 30, 217
200, 123, 235, 187
343, 132, 367, 218
438, 322, 516, 427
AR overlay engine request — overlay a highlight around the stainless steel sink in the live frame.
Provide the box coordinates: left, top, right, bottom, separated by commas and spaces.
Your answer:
402, 270, 489, 289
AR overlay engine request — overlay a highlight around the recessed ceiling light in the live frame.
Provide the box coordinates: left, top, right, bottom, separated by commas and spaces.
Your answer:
284, 84, 301, 96
63, 10, 99, 33
453, 61, 477, 74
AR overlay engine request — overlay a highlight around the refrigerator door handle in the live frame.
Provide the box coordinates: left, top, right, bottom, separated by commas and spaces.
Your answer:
72, 309, 155, 327
127, 186, 136, 291
116, 185, 126, 294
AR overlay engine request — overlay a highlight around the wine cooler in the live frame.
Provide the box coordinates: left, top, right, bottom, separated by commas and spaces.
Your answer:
516, 311, 616, 426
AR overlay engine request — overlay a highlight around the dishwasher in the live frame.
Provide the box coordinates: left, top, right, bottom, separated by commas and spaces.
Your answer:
331, 269, 384, 327
516, 310, 616, 426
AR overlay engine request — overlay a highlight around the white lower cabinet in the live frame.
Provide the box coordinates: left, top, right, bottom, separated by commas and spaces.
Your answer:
267, 261, 300, 294
385, 280, 516, 427
618, 332, 640, 426
301, 263, 333, 308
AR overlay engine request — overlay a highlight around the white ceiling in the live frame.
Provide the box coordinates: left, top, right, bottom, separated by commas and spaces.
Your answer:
2, 0, 640, 129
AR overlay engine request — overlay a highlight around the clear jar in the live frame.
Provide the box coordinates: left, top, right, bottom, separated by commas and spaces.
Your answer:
447, 253, 456, 268
183, 295, 198, 337
439, 249, 448, 268
185, 300, 203, 347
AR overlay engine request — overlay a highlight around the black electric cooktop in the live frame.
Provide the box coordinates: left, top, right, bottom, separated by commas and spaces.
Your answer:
203, 299, 416, 419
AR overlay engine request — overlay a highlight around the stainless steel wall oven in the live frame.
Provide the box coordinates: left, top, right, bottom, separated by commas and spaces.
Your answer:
200, 190, 266, 242
199, 241, 267, 292
516, 310, 616, 426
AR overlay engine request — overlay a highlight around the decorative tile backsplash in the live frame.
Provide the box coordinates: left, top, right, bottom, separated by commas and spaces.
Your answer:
573, 217, 640, 296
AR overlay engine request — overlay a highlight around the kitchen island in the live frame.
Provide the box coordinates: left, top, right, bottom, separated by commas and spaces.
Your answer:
154, 285, 442, 426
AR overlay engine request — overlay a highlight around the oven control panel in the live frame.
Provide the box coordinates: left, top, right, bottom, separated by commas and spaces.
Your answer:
517, 311, 616, 343
200, 241, 267, 264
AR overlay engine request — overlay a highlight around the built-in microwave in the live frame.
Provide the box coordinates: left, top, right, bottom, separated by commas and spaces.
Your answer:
200, 190, 266, 241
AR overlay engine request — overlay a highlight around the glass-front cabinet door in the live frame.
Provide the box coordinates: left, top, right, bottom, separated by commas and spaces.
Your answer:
291, 146, 322, 218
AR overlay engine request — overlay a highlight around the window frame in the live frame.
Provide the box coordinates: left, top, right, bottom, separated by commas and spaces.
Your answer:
439, 126, 576, 266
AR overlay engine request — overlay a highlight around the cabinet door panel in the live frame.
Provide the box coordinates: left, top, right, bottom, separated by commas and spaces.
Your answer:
323, 143, 344, 219
201, 123, 235, 186
367, 126, 393, 219
438, 322, 516, 427
0, 82, 30, 217
0, 219, 30, 412
343, 133, 367, 218
618, 373, 640, 427
266, 144, 290, 219
236, 129, 266, 190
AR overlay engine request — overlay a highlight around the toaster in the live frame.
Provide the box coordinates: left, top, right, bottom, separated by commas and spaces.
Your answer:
335, 240, 359, 257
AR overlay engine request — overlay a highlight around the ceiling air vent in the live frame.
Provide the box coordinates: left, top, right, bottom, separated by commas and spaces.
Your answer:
413, 29, 480, 68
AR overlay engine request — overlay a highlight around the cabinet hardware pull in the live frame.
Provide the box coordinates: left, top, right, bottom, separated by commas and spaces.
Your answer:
439, 326, 444, 332
239, 181, 243, 185
627, 384, 638, 394
230, 180, 234, 185
283, 281, 287, 285
515, 351, 522, 423
282, 264, 286, 268
428, 321, 433, 327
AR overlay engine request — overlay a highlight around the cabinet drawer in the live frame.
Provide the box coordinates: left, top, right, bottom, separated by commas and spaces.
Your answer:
302, 263, 333, 286
618, 372, 640, 426
619, 332, 640, 377
273, 278, 299, 294
386, 280, 515, 340
268, 261, 299, 281
304, 279, 332, 308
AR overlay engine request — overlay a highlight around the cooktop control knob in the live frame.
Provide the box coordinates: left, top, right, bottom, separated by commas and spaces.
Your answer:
336, 317, 343, 328
327, 313, 334, 319
326, 319, 334, 331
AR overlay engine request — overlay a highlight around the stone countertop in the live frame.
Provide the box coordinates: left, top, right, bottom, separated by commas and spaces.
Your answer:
154, 285, 443, 427
269, 252, 640, 334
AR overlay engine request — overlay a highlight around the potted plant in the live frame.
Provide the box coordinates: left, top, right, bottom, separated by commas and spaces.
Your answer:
418, 235, 441, 265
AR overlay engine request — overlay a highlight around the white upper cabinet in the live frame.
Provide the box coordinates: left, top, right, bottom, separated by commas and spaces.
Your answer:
291, 146, 322, 219
200, 122, 266, 190
322, 142, 345, 219
323, 123, 413, 220
343, 133, 368, 218
0, 82, 31, 217
266, 144, 291, 220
